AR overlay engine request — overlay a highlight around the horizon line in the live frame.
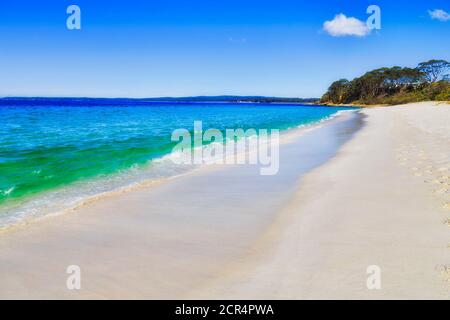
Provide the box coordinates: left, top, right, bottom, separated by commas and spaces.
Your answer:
0, 95, 320, 101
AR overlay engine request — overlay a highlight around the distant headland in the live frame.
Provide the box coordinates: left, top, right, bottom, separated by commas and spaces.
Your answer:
320, 59, 449, 106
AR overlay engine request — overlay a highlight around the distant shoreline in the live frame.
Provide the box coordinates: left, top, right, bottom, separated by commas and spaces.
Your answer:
0, 96, 320, 105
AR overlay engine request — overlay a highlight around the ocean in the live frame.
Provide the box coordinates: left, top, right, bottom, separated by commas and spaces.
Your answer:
0, 100, 354, 226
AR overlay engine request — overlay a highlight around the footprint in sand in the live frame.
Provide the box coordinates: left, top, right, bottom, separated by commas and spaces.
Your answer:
430, 178, 447, 184
437, 265, 450, 283
434, 188, 449, 194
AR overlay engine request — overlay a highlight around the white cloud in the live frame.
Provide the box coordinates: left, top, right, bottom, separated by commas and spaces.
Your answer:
323, 14, 370, 37
428, 9, 450, 21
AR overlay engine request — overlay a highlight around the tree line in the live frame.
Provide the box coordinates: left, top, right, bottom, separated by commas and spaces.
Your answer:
321, 59, 450, 105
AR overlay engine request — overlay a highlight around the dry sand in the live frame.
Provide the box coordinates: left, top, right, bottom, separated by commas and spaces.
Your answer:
0, 102, 449, 299
192, 102, 450, 299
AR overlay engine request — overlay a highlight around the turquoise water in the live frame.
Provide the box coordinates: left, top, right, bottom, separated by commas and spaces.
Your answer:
0, 101, 353, 224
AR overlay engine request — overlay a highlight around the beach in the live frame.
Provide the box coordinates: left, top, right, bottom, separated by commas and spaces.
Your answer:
0, 102, 449, 299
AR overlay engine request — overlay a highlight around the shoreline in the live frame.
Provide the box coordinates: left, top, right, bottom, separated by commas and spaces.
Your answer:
320, 100, 449, 108
0, 109, 353, 233
0, 102, 448, 299
0, 110, 363, 299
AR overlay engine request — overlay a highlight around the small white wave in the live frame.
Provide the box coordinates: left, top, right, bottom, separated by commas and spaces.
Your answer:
1, 186, 15, 196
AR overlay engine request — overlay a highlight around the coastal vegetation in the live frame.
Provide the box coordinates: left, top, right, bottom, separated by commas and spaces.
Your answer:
321, 59, 450, 105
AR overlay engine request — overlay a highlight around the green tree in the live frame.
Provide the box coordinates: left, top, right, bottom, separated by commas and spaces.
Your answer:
325, 79, 350, 104
320, 59, 449, 105
417, 59, 450, 83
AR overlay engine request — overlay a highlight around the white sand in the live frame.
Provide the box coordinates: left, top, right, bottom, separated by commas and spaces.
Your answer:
0, 102, 449, 299
192, 102, 450, 299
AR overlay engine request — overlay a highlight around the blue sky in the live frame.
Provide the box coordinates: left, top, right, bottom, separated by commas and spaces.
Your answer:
0, 0, 449, 98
